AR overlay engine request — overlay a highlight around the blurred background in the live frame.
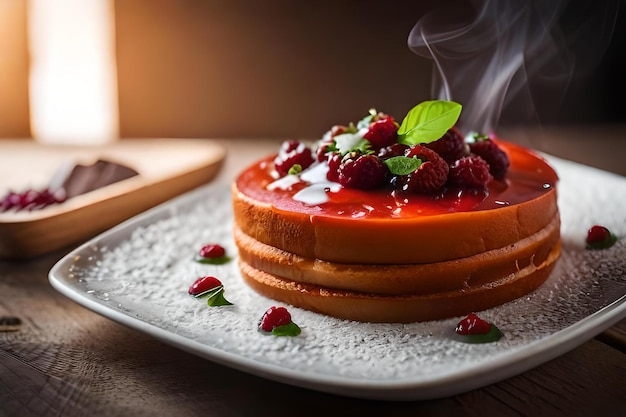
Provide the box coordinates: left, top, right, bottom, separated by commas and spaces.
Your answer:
1, 0, 624, 142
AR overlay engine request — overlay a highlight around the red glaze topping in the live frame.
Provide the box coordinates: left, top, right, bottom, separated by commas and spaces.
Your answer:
236, 140, 557, 219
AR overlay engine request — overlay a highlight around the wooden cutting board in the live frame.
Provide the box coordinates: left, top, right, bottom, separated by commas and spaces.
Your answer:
0, 138, 225, 259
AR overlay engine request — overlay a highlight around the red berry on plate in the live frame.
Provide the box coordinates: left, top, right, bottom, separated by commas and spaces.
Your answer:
363, 115, 398, 149
259, 306, 292, 332
188, 276, 223, 296
199, 244, 226, 259
585, 224, 617, 250
448, 155, 493, 188
586, 225, 610, 244
455, 313, 492, 335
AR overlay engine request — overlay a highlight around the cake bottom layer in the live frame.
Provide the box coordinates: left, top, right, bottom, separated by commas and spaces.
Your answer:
235, 219, 561, 323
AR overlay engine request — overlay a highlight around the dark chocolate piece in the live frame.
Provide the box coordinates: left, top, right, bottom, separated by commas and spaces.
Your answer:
52, 159, 139, 198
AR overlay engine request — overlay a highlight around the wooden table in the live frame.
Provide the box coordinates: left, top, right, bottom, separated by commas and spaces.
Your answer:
2, 133, 625, 416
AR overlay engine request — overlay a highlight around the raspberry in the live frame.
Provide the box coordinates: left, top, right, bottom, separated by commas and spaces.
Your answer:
330, 124, 351, 138
274, 140, 315, 176
316, 142, 334, 162
455, 313, 492, 335
363, 115, 398, 149
469, 138, 510, 180
377, 143, 409, 160
424, 127, 466, 164
326, 152, 342, 182
448, 155, 493, 188
259, 306, 292, 332
394, 145, 449, 194
337, 153, 388, 190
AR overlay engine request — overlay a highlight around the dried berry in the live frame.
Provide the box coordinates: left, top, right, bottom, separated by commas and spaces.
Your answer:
448, 155, 493, 188
0, 187, 66, 212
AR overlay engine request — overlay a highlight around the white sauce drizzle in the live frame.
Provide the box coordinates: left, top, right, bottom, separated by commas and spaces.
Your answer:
266, 161, 342, 205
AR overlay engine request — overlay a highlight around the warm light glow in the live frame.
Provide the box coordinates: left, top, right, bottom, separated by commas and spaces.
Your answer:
28, 0, 118, 144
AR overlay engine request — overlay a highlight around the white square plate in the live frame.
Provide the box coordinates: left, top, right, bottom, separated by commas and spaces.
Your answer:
49, 154, 626, 401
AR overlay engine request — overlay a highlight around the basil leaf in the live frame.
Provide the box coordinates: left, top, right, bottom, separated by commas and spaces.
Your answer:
206, 287, 233, 306
271, 321, 301, 336
194, 255, 232, 265
384, 156, 422, 175
397, 100, 462, 145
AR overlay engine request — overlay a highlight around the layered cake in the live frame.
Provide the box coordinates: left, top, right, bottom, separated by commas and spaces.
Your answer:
232, 101, 560, 323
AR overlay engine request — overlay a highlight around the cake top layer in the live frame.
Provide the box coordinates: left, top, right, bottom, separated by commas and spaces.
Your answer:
236, 139, 557, 220
236, 101, 558, 221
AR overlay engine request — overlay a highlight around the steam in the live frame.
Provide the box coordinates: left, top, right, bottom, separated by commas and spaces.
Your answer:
408, 0, 619, 134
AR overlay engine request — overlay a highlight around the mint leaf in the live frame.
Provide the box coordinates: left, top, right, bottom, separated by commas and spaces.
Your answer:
271, 321, 301, 336
397, 100, 462, 145
194, 255, 232, 265
203, 286, 233, 306
384, 156, 422, 175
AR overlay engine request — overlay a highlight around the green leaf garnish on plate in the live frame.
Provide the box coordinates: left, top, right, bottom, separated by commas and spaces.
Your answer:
397, 100, 462, 145
271, 321, 301, 336
586, 232, 618, 250
197, 286, 233, 306
194, 255, 232, 265
384, 156, 422, 175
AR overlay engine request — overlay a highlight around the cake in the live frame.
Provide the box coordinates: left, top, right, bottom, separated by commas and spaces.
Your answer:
232, 101, 560, 323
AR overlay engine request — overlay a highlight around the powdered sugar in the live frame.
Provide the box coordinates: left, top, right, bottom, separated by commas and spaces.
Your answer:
55, 154, 626, 394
